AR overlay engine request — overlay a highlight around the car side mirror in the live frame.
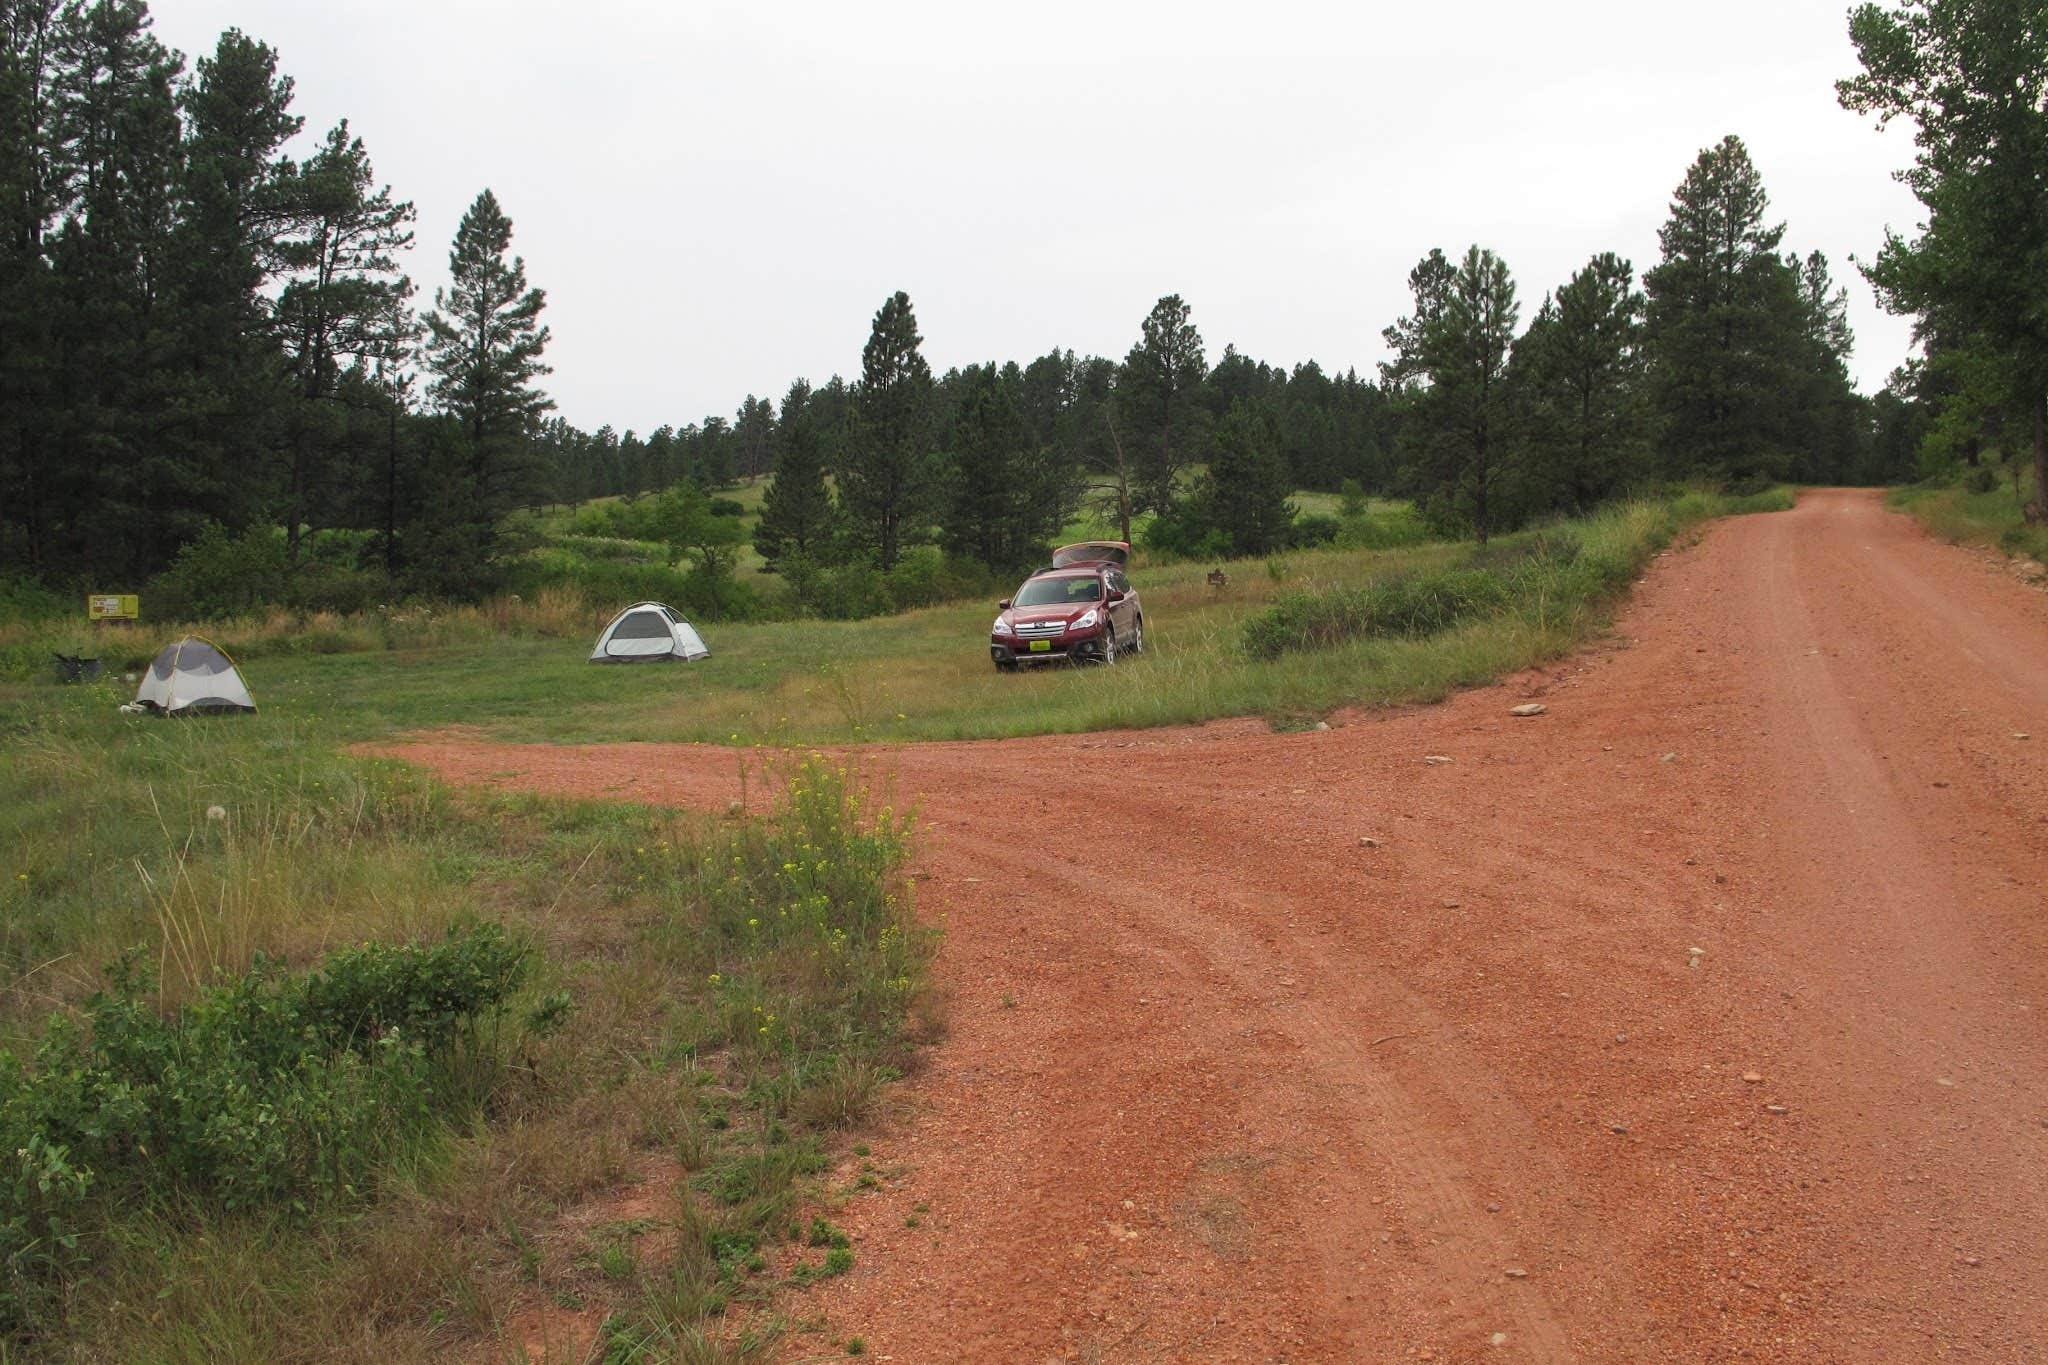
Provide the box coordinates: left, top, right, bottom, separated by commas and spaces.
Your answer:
999, 599, 1012, 610
1105, 588, 1125, 602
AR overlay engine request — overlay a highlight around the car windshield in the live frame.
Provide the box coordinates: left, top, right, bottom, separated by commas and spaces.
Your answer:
1013, 575, 1101, 608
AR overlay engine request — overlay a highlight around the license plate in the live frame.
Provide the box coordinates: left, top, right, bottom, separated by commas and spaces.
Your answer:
1029, 640, 1051, 652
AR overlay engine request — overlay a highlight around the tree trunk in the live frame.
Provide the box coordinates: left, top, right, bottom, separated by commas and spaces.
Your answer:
1473, 429, 1490, 546
287, 426, 306, 567
2028, 387, 2047, 526
384, 403, 399, 580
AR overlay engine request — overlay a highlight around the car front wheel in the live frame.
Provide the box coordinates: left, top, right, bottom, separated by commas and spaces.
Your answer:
1099, 628, 1117, 665
1130, 615, 1144, 655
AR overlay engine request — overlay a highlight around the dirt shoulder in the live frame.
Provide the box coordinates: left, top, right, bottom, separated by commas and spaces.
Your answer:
377, 488, 2048, 1363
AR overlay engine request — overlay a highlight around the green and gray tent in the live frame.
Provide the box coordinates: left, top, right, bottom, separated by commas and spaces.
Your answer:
589, 602, 710, 663
134, 637, 256, 715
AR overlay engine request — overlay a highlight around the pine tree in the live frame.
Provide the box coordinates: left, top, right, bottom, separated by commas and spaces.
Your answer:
1200, 400, 1296, 555
1205, 344, 1281, 421
0, 0, 68, 573
1518, 252, 1650, 510
688, 414, 734, 486
46, 0, 190, 575
163, 28, 301, 543
841, 290, 937, 570
1380, 249, 1457, 390
1642, 136, 1816, 482
1784, 249, 1864, 483
1280, 362, 1342, 490
422, 187, 551, 560
755, 378, 839, 568
940, 363, 1072, 571
1842, 0, 2048, 515
1116, 294, 1208, 514
1399, 245, 1523, 542
272, 121, 415, 562
1018, 349, 1075, 452
733, 393, 775, 478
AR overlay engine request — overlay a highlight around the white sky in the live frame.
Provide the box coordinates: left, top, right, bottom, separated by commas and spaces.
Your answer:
152, 0, 1925, 435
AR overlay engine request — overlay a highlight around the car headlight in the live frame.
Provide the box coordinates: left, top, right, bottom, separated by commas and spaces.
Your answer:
992, 616, 1007, 634
1071, 608, 1099, 631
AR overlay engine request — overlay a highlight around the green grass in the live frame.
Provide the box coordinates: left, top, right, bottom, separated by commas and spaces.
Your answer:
1286, 489, 1406, 520
1889, 462, 2048, 568
0, 488, 1780, 756
0, 688, 934, 1357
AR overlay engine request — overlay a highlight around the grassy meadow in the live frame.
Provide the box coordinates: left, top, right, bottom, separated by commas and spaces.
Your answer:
10, 487, 1783, 752
0, 483, 1792, 1359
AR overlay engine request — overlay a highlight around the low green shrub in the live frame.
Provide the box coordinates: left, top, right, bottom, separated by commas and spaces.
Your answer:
1238, 499, 1722, 661
811, 561, 892, 621
0, 579, 70, 626
0, 924, 534, 1330
1242, 565, 1514, 659
285, 563, 385, 617
509, 554, 701, 618
1334, 504, 1432, 551
1291, 513, 1342, 547
148, 523, 292, 621
552, 533, 665, 564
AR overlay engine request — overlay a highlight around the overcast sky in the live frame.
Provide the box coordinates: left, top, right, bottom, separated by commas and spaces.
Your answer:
152, 0, 1923, 436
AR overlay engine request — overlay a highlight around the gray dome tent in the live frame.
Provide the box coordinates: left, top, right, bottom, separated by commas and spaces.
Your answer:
589, 602, 710, 663
134, 637, 256, 715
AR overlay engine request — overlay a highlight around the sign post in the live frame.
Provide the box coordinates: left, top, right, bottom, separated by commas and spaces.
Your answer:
88, 594, 139, 624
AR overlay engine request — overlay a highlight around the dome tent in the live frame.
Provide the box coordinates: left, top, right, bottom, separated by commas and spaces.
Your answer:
134, 637, 256, 715
589, 602, 710, 663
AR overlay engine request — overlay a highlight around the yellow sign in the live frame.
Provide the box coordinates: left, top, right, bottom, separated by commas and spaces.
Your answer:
88, 594, 139, 620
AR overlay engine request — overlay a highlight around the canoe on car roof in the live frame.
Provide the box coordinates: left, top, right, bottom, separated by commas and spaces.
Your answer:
1050, 541, 1130, 569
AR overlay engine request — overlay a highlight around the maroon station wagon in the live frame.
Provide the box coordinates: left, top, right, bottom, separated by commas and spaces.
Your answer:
989, 542, 1144, 670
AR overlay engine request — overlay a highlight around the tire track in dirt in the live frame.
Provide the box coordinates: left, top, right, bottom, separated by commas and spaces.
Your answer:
378, 488, 2048, 1362
1727, 497, 2048, 1359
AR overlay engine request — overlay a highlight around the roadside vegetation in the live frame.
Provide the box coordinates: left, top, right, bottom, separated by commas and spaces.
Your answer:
0, 701, 933, 1359
1887, 459, 2048, 571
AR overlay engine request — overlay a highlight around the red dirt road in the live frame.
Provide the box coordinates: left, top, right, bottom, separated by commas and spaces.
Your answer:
385, 489, 2048, 1362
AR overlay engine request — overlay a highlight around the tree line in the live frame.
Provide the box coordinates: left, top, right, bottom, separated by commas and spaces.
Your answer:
0, 0, 551, 602
732, 132, 1911, 588
1839, 0, 2048, 517
7, 0, 2000, 620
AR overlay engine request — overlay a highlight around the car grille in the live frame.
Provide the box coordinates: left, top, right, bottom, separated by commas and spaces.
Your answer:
1013, 620, 1066, 637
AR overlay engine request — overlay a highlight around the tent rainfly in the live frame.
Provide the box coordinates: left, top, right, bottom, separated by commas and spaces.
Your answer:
590, 602, 710, 663
133, 637, 256, 715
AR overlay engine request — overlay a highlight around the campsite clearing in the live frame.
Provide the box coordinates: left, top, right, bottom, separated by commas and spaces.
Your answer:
384, 489, 2048, 1362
